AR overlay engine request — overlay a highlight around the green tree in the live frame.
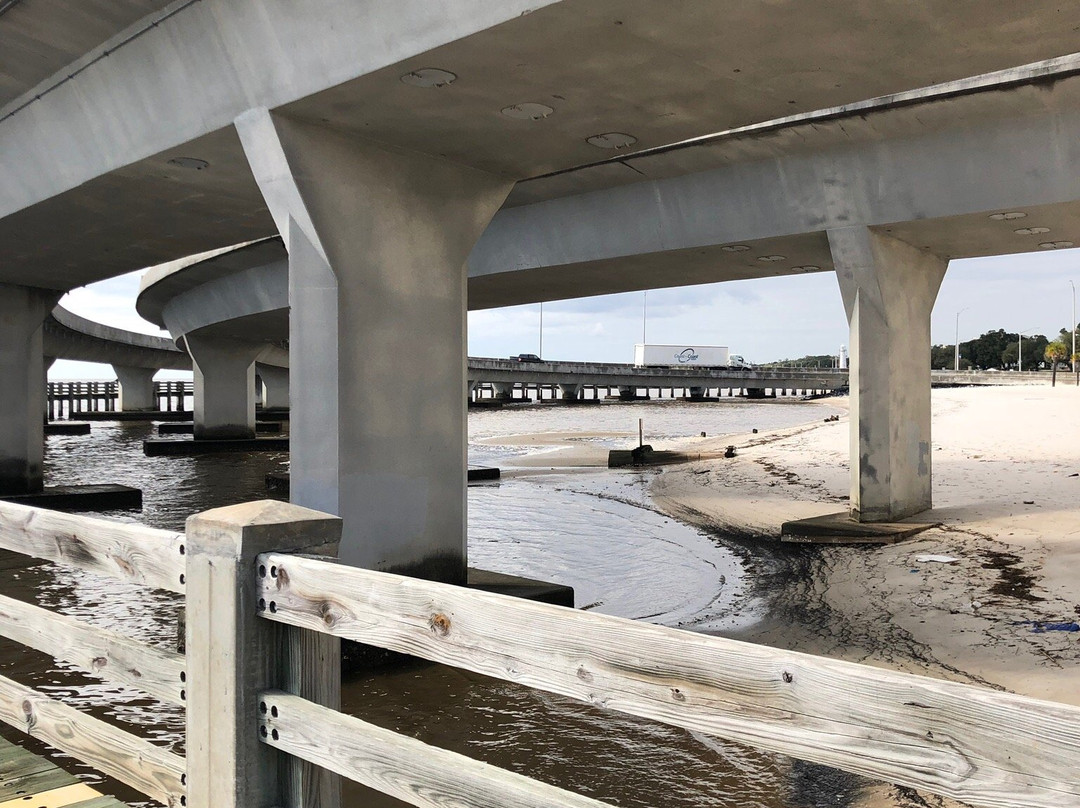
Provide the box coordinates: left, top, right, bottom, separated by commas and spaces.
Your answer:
1003, 334, 1048, 371
1045, 341, 1069, 387
963, 329, 1011, 369
930, 344, 955, 370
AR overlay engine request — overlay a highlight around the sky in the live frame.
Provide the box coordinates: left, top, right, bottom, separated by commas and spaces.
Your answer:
51, 246, 1080, 380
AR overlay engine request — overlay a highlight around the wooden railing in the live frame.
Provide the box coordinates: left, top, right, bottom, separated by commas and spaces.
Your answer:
0, 498, 1078, 808
47, 380, 118, 418
0, 502, 187, 807
46, 380, 193, 417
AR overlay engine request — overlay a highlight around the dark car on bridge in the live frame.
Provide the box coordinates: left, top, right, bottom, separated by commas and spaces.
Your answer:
512, 353, 542, 362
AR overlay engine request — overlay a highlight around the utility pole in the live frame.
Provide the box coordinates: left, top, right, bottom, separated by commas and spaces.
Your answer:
642, 291, 647, 345
1070, 280, 1076, 375
1018, 328, 1034, 372
954, 308, 968, 371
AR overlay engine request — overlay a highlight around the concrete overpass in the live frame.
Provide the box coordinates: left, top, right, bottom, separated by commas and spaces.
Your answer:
44, 305, 191, 410
468, 358, 844, 397
4, 2, 1080, 575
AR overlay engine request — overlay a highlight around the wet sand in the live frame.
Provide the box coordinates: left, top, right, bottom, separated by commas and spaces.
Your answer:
650, 385, 1080, 707
489, 386, 1080, 807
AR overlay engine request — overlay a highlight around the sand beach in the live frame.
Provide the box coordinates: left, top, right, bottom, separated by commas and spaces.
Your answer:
650, 385, 1080, 706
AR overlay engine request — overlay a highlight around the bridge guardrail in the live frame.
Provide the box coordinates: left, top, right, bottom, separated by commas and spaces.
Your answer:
0, 502, 186, 806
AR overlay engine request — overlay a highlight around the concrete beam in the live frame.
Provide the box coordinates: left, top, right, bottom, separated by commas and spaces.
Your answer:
240, 111, 512, 579
256, 363, 289, 410
829, 227, 946, 522
113, 365, 158, 412
558, 383, 581, 400
185, 335, 262, 440
0, 0, 554, 223
468, 94, 1080, 308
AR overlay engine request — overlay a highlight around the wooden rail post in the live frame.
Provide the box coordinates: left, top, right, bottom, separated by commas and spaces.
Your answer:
185, 500, 342, 808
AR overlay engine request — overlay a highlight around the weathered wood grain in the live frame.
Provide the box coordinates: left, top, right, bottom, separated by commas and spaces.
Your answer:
0, 593, 184, 705
0, 501, 185, 593
258, 552, 1080, 808
259, 691, 613, 808
281, 622, 340, 808
0, 673, 184, 807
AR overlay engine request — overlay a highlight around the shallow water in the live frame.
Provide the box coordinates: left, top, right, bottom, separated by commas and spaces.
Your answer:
0, 398, 867, 808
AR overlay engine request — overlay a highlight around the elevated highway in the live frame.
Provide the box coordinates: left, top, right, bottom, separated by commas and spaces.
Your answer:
2, 1, 1079, 571
42, 305, 189, 411
45, 306, 188, 371
468, 358, 844, 393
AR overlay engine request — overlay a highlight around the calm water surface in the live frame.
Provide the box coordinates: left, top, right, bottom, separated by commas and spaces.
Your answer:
0, 399, 864, 808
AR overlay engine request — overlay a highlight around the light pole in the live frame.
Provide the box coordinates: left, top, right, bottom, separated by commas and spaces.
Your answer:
538, 302, 543, 358
641, 291, 648, 345
1070, 280, 1076, 374
1018, 328, 1034, 372
954, 307, 968, 371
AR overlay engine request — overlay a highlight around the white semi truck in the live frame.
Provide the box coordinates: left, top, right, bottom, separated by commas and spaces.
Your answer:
633, 344, 751, 368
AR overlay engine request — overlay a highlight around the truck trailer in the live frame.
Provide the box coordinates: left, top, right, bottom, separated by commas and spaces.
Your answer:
634, 344, 730, 367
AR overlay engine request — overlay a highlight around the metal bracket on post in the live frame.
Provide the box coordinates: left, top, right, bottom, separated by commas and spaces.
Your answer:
184, 500, 342, 808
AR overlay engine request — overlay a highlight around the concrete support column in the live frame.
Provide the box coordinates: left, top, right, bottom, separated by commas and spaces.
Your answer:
256, 363, 289, 410
43, 356, 55, 421
688, 386, 706, 399
238, 109, 512, 579
185, 335, 262, 440
558, 383, 581, 401
0, 286, 59, 493
492, 382, 515, 401
829, 227, 947, 522
113, 365, 158, 411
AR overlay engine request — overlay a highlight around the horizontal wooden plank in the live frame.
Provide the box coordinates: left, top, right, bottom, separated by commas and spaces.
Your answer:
0, 594, 184, 706
64, 797, 131, 808
259, 691, 611, 808
0, 782, 102, 807
0, 734, 130, 808
0, 764, 79, 800
0, 734, 53, 779
0, 501, 184, 593
0, 674, 184, 808
258, 552, 1080, 808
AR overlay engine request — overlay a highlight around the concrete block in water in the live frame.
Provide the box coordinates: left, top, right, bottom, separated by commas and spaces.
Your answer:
81, 410, 193, 421
265, 466, 501, 494
781, 512, 938, 544
144, 437, 288, 456
158, 421, 282, 435
45, 422, 91, 435
609, 445, 691, 467
0, 484, 142, 511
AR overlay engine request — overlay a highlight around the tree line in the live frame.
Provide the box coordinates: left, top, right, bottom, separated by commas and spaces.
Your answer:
764, 324, 1078, 372
931, 324, 1079, 371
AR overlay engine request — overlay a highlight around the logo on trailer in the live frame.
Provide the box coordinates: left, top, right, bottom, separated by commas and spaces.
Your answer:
675, 348, 699, 363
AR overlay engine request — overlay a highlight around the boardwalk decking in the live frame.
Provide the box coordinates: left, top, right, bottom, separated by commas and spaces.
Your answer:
0, 734, 127, 808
